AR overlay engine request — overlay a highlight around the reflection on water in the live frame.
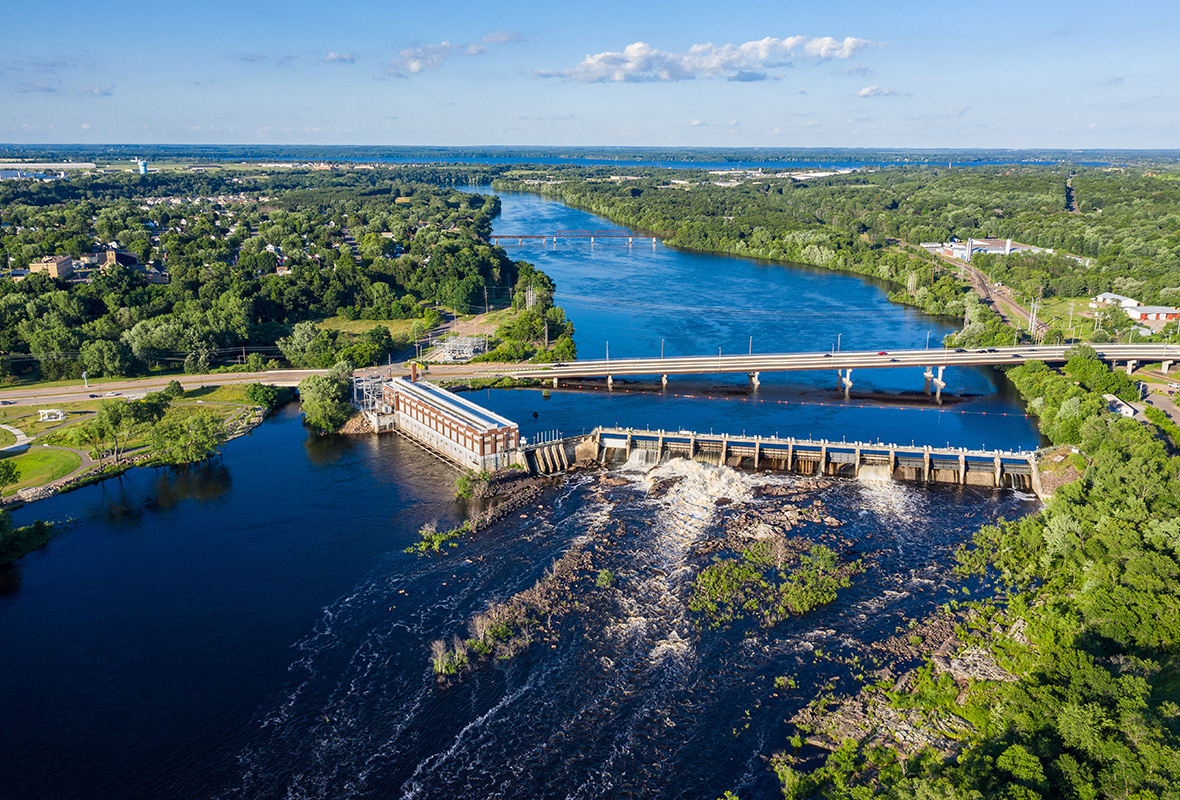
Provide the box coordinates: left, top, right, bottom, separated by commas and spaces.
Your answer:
0, 562, 21, 596
152, 461, 233, 509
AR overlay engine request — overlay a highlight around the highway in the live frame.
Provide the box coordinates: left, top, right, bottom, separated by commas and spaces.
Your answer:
471, 343, 1180, 380
1, 345, 1175, 408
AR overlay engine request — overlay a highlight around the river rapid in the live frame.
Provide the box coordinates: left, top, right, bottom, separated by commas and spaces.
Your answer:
0, 189, 1041, 799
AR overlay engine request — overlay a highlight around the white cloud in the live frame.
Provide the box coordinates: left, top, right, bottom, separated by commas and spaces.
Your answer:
80, 85, 114, 97
323, 51, 355, 64
537, 35, 876, 82
388, 33, 515, 77
81, 123, 91, 130
482, 31, 522, 44
857, 85, 898, 97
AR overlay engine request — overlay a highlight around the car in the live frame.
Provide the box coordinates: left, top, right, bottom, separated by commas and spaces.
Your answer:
822, 353, 832, 358
105, 391, 119, 396
986, 348, 998, 353
889, 358, 900, 362
89, 393, 100, 398
1011, 354, 1023, 358
1168, 383, 1179, 389
977, 349, 988, 353
954, 348, 966, 353
877, 351, 888, 355
0, 400, 12, 406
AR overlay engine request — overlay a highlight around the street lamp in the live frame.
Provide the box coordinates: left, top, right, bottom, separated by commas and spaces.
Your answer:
661, 338, 664, 359
925, 330, 932, 349
606, 341, 609, 363
837, 333, 842, 352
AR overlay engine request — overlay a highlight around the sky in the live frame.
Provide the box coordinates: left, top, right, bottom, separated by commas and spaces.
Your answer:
3, 0, 1178, 148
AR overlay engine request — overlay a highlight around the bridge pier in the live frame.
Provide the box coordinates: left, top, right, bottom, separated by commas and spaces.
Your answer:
923, 447, 931, 483
930, 366, 946, 405
839, 369, 853, 399
661, 374, 668, 387
1164, 360, 1174, 375
748, 371, 760, 388
753, 440, 761, 469
959, 454, 967, 485
1126, 359, 1137, 376
607, 375, 613, 391
552, 377, 558, 388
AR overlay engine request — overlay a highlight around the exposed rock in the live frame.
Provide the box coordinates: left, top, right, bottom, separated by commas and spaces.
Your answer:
337, 412, 374, 435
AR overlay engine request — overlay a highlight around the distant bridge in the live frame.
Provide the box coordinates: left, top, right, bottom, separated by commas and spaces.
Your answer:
489, 229, 673, 245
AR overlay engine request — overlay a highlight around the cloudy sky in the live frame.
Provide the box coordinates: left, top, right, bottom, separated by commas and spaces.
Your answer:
2, 0, 1176, 147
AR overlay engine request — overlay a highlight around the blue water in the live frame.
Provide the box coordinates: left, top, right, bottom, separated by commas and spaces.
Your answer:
470, 188, 1039, 451
0, 186, 1042, 800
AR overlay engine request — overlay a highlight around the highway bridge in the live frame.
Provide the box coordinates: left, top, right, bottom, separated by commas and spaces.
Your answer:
453, 343, 1179, 402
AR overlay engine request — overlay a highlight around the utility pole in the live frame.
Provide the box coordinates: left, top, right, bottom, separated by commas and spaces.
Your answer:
749, 336, 753, 356
484, 286, 489, 315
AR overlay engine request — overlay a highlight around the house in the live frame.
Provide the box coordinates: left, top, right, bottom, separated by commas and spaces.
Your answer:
28, 255, 74, 279
1102, 394, 1136, 418
1125, 305, 1180, 322
38, 409, 66, 422
1091, 292, 1140, 309
936, 238, 1029, 261
274, 265, 291, 276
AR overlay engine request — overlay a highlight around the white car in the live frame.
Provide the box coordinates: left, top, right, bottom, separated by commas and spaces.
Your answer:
1168, 383, 1180, 389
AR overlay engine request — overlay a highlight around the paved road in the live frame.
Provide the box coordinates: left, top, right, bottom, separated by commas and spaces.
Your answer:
2, 344, 1177, 408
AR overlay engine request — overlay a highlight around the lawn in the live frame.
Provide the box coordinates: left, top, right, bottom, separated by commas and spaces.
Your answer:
0, 402, 98, 437
1, 448, 81, 496
316, 316, 417, 338
0, 427, 15, 448
180, 384, 254, 404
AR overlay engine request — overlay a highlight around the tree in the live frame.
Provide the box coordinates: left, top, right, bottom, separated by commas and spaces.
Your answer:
151, 409, 227, 464
297, 361, 353, 433
0, 459, 19, 495
163, 379, 185, 399
80, 339, 137, 378
94, 400, 137, 462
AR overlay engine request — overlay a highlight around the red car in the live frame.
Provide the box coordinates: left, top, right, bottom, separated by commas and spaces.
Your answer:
877, 351, 888, 355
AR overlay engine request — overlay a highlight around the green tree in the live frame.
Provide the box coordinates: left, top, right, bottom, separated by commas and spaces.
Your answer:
151, 409, 227, 464
297, 361, 353, 433
0, 459, 19, 495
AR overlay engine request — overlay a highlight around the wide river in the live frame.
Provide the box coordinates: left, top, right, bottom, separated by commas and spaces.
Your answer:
1, 190, 1040, 799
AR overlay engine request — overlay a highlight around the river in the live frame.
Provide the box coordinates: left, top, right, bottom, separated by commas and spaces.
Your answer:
0, 189, 1041, 799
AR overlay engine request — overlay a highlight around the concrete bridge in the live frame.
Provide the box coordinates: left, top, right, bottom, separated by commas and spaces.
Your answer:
456, 343, 1179, 403
489, 228, 672, 246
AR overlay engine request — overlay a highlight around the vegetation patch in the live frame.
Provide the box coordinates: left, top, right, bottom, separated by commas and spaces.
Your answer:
689, 541, 862, 629
0, 448, 81, 496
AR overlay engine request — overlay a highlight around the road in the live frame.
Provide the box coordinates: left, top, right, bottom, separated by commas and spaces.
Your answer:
2, 344, 1177, 408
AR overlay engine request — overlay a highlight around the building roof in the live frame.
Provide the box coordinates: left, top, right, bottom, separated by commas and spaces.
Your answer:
1129, 305, 1179, 315
1096, 292, 1138, 303
388, 378, 516, 433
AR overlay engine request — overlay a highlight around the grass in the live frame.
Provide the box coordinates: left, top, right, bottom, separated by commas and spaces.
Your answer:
0, 365, 184, 392
1, 448, 81, 496
0, 402, 99, 437
316, 316, 417, 337
0, 427, 15, 448
180, 385, 253, 404
1033, 296, 1097, 340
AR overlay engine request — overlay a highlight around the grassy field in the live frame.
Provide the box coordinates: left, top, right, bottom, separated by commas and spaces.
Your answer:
180, 385, 254, 404
1032, 296, 1098, 339
1, 449, 81, 496
0, 427, 15, 448
316, 316, 417, 338
0, 402, 99, 437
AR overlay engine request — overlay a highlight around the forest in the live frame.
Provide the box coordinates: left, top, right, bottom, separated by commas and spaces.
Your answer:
778, 348, 1180, 800
0, 167, 570, 380
493, 163, 1180, 346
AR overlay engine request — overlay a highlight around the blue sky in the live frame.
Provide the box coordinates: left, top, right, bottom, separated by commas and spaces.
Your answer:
3, 0, 1177, 148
